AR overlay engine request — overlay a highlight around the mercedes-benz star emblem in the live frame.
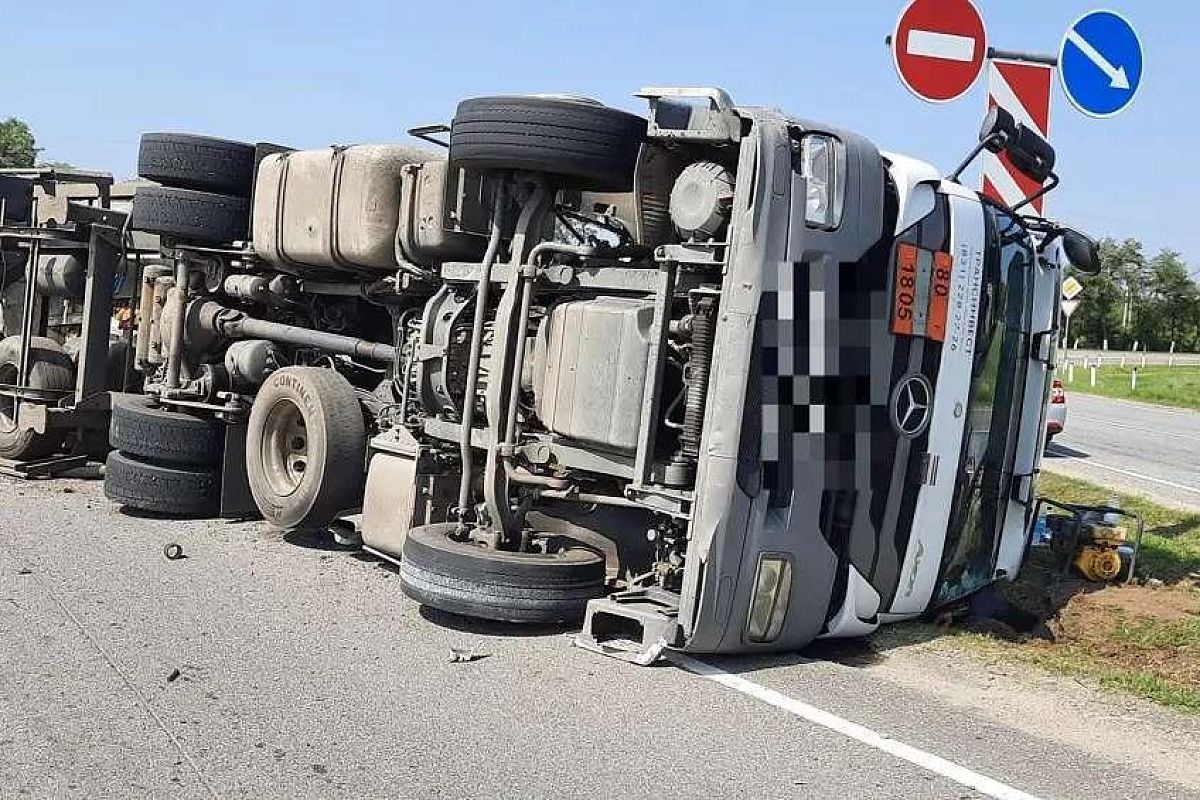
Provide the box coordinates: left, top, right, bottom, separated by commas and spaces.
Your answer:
890, 374, 934, 438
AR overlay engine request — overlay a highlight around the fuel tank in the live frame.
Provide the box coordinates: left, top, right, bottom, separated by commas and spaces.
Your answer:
251, 145, 436, 274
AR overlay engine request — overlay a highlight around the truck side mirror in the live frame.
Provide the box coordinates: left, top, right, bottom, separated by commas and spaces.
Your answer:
1061, 229, 1101, 274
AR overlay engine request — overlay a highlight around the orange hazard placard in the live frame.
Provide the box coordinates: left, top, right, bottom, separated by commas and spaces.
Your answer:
928, 251, 953, 342
892, 243, 920, 336
892, 243, 953, 342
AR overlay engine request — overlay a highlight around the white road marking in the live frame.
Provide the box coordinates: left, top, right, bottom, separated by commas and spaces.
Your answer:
1047, 452, 1199, 495
907, 30, 977, 62
668, 652, 1047, 800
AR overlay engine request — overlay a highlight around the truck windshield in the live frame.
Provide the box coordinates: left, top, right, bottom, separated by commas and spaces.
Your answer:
933, 204, 1033, 606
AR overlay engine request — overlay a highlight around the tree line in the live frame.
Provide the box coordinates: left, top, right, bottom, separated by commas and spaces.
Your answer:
1068, 239, 1200, 353
0, 117, 71, 169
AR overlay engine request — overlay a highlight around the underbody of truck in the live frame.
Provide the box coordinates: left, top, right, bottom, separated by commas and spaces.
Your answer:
90, 87, 1093, 658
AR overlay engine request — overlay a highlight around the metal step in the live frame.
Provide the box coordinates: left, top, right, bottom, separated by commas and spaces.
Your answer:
572, 586, 683, 666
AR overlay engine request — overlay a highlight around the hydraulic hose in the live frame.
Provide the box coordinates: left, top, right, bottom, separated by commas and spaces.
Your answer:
456, 184, 509, 520
195, 301, 394, 362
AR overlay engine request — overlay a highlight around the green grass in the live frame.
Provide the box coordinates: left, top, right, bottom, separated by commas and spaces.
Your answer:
1036, 472, 1200, 582
1110, 613, 1200, 650
1061, 364, 1200, 410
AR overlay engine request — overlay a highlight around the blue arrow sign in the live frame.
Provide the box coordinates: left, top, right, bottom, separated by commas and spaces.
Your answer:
1060, 10, 1143, 118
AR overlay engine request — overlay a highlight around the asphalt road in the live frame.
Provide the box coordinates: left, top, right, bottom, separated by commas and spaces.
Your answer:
1, 477, 1198, 800
1044, 393, 1200, 512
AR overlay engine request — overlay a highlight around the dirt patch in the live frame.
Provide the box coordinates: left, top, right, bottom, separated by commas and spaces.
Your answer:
1049, 585, 1200, 689
1063, 583, 1198, 623
933, 544, 1200, 711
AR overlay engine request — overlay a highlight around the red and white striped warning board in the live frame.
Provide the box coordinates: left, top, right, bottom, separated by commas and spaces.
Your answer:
981, 58, 1054, 215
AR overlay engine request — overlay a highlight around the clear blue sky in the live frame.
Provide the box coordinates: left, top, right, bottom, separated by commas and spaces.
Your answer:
5, 1, 1194, 268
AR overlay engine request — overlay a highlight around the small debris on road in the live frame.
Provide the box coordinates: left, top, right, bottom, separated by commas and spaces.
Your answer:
449, 645, 488, 663
17, 567, 32, 575
163, 542, 185, 561
166, 668, 182, 683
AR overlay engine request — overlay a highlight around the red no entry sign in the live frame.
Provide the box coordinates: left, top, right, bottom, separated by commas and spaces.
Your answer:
892, 0, 988, 103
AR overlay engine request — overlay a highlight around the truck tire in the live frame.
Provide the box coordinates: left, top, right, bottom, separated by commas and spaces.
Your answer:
0, 336, 74, 460
109, 394, 224, 467
104, 450, 219, 516
449, 96, 646, 192
245, 367, 366, 530
399, 523, 607, 624
132, 186, 249, 244
137, 133, 257, 196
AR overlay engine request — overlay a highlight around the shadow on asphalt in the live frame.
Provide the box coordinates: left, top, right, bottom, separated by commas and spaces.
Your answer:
1044, 442, 1090, 459
59, 464, 104, 480
418, 605, 573, 639
282, 527, 359, 552
706, 637, 895, 676
118, 505, 213, 521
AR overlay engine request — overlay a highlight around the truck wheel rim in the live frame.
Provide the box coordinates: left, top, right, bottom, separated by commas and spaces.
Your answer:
0, 363, 17, 434
261, 398, 309, 497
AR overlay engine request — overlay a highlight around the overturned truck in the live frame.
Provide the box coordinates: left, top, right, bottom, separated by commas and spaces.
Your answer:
109, 89, 1097, 657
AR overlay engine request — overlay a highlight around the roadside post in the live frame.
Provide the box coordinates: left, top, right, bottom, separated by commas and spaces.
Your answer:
1060, 279, 1082, 349
1131, 366, 1138, 391
1090, 363, 1097, 387
1067, 361, 1074, 383
982, 54, 1055, 214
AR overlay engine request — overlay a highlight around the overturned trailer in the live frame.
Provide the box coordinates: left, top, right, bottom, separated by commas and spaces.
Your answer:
0, 170, 153, 477
109, 89, 1099, 657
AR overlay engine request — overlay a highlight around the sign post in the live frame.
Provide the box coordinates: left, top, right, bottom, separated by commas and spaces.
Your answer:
981, 57, 1055, 214
891, 0, 988, 103
1060, 278, 1082, 350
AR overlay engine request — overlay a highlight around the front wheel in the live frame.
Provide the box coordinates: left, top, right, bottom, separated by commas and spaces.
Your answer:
399, 523, 607, 624
245, 367, 366, 530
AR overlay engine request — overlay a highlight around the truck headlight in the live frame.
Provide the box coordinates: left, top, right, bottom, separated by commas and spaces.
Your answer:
746, 554, 793, 643
800, 134, 846, 230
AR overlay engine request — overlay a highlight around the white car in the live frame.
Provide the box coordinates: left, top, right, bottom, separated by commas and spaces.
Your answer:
1046, 378, 1067, 445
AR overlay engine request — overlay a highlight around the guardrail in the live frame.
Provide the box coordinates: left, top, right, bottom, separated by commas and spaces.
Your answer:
1057, 348, 1200, 368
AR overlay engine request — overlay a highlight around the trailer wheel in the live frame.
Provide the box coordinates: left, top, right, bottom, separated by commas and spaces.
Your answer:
246, 367, 366, 530
137, 133, 257, 197
449, 96, 646, 192
0, 336, 74, 461
399, 523, 607, 624
131, 186, 249, 244
103, 450, 220, 516
109, 394, 224, 467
